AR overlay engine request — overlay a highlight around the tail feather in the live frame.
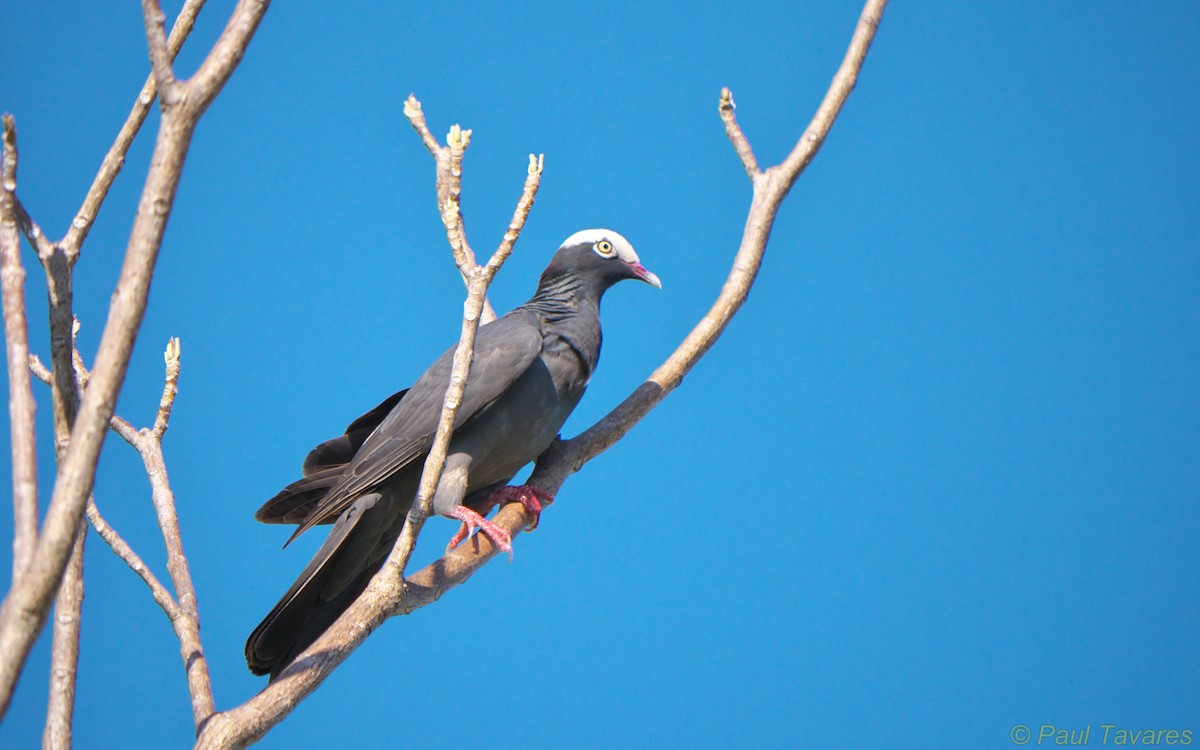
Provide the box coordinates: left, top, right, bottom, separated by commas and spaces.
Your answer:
245, 492, 385, 678
254, 467, 345, 526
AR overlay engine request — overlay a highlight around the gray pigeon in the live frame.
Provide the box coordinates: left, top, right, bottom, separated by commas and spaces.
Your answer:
245, 229, 660, 678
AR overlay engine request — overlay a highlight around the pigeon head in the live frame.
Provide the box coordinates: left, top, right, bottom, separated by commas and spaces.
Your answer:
539, 229, 661, 294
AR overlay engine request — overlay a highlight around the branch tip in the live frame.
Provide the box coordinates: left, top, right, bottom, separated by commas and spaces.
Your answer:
718, 87, 759, 179
153, 336, 182, 439
1, 116, 15, 192
403, 94, 420, 118
447, 124, 471, 150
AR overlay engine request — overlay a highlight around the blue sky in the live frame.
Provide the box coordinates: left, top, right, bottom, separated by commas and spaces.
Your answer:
2, 1, 1198, 747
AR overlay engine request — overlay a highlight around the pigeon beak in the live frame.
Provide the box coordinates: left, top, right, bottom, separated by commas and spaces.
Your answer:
628, 262, 662, 289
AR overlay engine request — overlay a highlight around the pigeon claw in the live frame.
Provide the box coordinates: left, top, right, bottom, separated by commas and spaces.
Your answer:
446, 505, 513, 561
491, 484, 554, 531
445, 521, 471, 553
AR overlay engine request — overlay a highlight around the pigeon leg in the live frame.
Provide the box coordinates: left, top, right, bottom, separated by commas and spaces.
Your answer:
490, 484, 554, 531
445, 505, 513, 560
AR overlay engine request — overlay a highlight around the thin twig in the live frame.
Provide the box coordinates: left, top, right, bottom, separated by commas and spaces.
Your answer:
152, 337, 181, 440
29, 353, 141, 449
11, 196, 55, 262
187, 0, 271, 117
86, 497, 179, 620
141, 0, 179, 101
63, 0, 208, 257
33, 347, 212, 727
718, 88, 760, 179
401, 96, 442, 159
489, 155, 545, 275
777, 0, 885, 189
403, 97, 498, 324
140, 342, 213, 727
1, 116, 39, 585
440, 125, 475, 269
143, 433, 214, 728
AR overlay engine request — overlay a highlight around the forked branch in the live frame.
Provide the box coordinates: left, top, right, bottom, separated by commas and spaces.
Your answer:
31, 340, 215, 729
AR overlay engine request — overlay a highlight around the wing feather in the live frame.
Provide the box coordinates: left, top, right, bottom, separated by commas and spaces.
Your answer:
287, 310, 543, 539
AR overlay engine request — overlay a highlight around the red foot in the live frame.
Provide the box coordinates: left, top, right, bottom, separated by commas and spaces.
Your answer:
445, 521, 471, 552
490, 485, 554, 531
445, 505, 513, 560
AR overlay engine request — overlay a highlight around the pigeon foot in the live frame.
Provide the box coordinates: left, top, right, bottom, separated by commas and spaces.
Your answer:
491, 484, 554, 531
446, 505, 513, 561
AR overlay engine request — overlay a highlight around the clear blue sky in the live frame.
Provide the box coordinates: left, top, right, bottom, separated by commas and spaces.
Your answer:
2, 1, 1198, 747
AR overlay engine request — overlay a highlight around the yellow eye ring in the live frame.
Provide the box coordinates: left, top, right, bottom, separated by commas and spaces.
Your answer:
594, 240, 614, 256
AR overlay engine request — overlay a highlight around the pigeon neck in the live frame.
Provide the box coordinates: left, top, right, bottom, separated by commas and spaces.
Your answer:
522, 274, 604, 321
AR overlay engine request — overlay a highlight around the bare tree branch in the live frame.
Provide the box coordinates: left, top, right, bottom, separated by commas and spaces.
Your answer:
34, 340, 213, 729
63, 0, 207, 256
777, 0, 884, 190
86, 497, 179, 621
0, 0, 271, 720
139, 341, 214, 728
718, 88, 760, 179
187, 0, 271, 117
141, 0, 180, 103
11, 196, 54, 262
528, 0, 889, 492
152, 337, 181, 440
42, 527, 83, 750
1, 116, 39, 586
403, 96, 499, 324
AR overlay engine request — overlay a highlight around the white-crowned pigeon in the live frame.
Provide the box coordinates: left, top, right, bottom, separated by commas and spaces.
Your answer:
245, 229, 659, 678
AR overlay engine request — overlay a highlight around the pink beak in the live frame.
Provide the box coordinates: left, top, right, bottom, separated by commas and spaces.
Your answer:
628, 262, 662, 289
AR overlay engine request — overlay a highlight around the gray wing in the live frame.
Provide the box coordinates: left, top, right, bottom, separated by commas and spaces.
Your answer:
287, 310, 544, 540
302, 388, 409, 476
255, 389, 410, 526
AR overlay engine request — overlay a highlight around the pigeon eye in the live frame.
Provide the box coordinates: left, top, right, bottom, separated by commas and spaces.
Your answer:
594, 240, 615, 257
